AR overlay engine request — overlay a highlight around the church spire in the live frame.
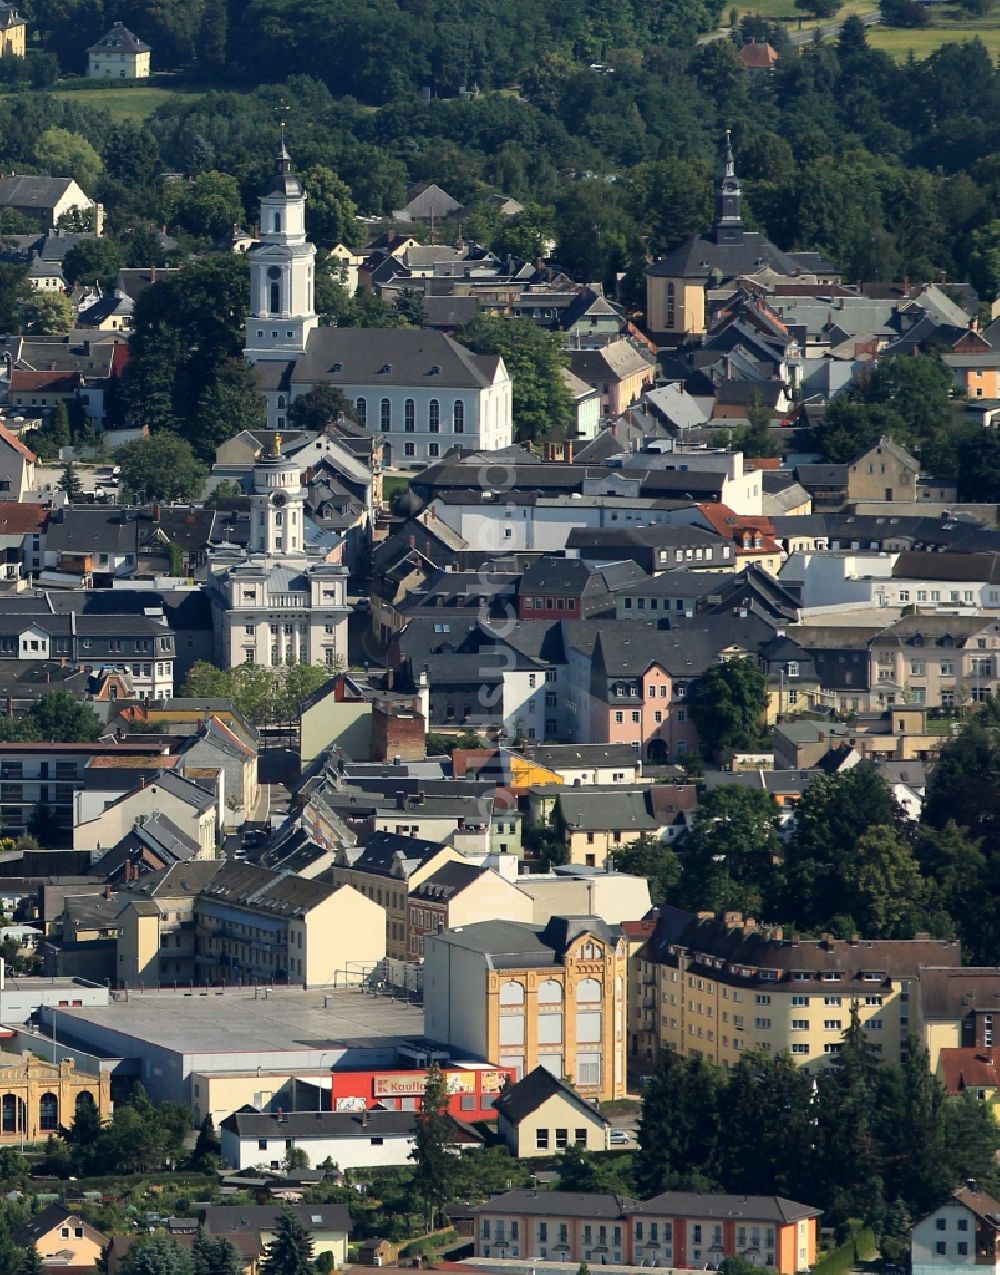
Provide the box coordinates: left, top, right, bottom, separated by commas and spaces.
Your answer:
714, 127, 744, 245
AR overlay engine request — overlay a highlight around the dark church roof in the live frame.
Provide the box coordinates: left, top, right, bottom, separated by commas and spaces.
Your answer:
647, 132, 802, 282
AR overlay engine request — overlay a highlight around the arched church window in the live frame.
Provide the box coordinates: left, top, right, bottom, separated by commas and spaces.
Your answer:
270, 283, 280, 314
356, 397, 367, 426
381, 398, 392, 431
274, 212, 282, 233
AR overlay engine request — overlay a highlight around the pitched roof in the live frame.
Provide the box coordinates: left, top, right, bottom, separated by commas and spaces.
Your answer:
0, 502, 45, 533
293, 327, 502, 390
496, 1065, 611, 1127
0, 175, 80, 210
634, 1192, 819, 1223
472, 1190, 635, 1219
947, 1186, 1000, 1226
938, 1048, 1000, 1096
200, 1203, 351, 1236
0, 421, 36, 462
647, 231, 800, 283
409, 861, 491, 902
89, 20, 150, 52
13, 1203, 108, 1246
918, 967, 1000, 1020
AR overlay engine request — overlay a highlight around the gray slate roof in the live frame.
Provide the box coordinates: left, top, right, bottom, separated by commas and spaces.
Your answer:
293, 327, 502, 389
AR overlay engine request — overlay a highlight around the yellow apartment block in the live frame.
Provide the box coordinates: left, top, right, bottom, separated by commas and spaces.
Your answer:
630, 909, 960, 1074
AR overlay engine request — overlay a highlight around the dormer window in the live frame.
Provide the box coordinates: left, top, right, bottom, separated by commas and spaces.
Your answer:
379, 363, 392, 374
429, 365, 441, 375
331, 362, 343, 372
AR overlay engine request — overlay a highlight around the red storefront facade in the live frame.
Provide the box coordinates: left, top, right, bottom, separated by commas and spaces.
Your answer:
329, 1063, 516, 1122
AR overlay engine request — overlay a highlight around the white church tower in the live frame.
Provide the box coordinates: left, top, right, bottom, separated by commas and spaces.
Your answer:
249, 433, 306, 556
244, 132, 317, 362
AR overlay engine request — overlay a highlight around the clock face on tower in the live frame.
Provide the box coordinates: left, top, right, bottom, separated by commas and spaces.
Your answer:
272, 492, 287, 508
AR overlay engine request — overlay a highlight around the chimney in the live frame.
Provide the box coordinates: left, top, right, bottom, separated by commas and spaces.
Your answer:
152, 503, 161, 523
361, 1108, 368, 1128
396, 790, 406, 810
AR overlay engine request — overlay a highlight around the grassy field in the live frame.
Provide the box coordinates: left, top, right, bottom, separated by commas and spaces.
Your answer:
46, 84, 203, 122
867, 20, 1000, 58
730, 0, 872, 24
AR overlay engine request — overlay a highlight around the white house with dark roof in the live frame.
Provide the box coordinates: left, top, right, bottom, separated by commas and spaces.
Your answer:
0, 176, 96, 231
88, 21, 150, 77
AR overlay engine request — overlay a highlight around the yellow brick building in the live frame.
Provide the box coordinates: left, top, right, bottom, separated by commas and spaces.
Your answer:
424, 916, 628, 1102
631, 909, 960, 1075
0, 6, 26, 56
0, 1053, 111, 1143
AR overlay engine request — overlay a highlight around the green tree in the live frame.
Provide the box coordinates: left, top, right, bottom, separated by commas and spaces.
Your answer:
611, 832, 681, 903
839, 824, 928, 937
118, 1232, 194, 1275
0, 263, 30, 332
779, 762, 903, 931
284, 1145, 310, 1170
57, 459, 81, 498
117, 434, 208, 502
678, 787, 783, 915
34, 128, 102, 191
198, 0, 228, 67
50, 401, 72, 449
457, 315, 573, 442
163, 170, 245, 240
302, 165, 360, 245
104, 122, 162, 190
635, 1051, 721, 1195
794, 0, 843, 16
18, 1246, 45, 1275
191, 1114, 221, 1171
21, 291, 75, 335
719, 1051, 815, 1198
196, 358, 266, 458
260, 1207, 314, 1275
193, 1231, 243, 1275
729, 391, 779, 459
29, 691, 102, 742
287, 385, 352, 431
410, 1062, 457, 1230
61, 237, 124, 291
687, 658, 768, 759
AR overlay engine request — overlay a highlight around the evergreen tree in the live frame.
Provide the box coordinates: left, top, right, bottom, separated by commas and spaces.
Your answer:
57, 459, 81, 499
260, 1207, 315, 1275
19, 1245, 45, 1275
191, 1113, 221, 1170
410, 1062, 457, 1230
814, 1002, 885, 1220
50, 401, 71, 449
193, 1231, 243, 1275
719, 1051, 814, 1198
636, 1051, 721, 1194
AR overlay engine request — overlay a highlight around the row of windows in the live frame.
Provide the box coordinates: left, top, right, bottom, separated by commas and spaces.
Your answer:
355, 397, 465, 433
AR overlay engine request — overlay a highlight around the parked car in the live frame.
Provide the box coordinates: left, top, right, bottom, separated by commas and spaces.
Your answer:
609, 1130, 631, 1146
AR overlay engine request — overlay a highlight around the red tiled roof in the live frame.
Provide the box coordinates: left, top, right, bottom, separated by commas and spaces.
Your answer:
0, 421, 37, 463
696, 503, 781, 554
0, 503, 46, 534
10, 370, 82, 393
743, 458, 781, 471
621, 919, 656, 939
739, 41, 779, 68
939, 1047, 1000, 1094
